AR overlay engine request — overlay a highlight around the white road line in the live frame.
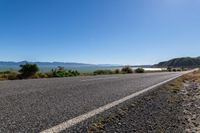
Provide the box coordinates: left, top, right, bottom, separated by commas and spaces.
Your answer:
41, 72, 192, 133
81, 77, 119, 82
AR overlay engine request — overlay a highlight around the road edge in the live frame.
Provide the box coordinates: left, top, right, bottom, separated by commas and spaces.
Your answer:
41, 71, 195, 133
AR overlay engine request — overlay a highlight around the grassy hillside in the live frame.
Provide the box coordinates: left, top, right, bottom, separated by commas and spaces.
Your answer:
155, 57, 200, 68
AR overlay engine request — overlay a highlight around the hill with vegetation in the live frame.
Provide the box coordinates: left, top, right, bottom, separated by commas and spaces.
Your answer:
155, 57, 200, 68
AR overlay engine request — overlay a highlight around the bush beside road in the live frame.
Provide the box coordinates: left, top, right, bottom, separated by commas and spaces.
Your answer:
0, 63, 191, 81
0, 65, 144, 81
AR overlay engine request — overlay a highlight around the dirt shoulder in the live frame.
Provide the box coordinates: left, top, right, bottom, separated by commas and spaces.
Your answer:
87, 70, 200, 133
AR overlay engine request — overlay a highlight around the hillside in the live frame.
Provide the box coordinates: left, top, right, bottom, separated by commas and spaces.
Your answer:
155, 57, 200, 68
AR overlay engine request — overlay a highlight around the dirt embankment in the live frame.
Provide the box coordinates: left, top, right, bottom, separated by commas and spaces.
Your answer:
88, 70, 200, 133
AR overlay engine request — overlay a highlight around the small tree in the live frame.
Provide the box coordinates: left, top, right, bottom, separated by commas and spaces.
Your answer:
51, 68, 66, 77
114, 69, 120, 74
135, 68, 145, 73
172, 68, 177, 72
167, 67, 172, 72
19, 63, 39, 78
93, 70, 113, 75
121, 66, 133, 74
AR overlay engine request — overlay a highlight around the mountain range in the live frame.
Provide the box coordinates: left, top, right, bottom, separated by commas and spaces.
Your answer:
0, 61, 93, 67
0, 61, 120, 72
155, 57, 200, 68
0, 56, 200, 72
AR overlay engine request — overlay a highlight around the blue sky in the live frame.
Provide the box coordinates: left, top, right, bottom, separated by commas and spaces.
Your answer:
0, 0, 200, 65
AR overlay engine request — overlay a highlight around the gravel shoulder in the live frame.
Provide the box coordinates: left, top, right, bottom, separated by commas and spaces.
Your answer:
86, 70, 200, 133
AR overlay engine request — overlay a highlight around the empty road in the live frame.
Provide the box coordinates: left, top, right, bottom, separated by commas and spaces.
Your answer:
0, 72, 184, 132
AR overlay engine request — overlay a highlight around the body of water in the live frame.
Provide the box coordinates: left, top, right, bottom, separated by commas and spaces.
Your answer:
0, 66, 166, 73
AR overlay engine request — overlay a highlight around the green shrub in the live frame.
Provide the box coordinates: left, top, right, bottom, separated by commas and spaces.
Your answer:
51, 67, 80, 77
51, 68, 66, 77
167, 67, 172, 72
19, 63, 39, 78
67, 70, 80, 77
121, 66, 133, 74
33, 72, 48, 78
114, 69, 120, 74
93, 70, 113, 75
135, 68, 145, 73
172, 69, 177, 72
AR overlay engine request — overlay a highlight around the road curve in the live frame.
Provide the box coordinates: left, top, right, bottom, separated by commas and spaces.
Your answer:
0, 72, 183, 132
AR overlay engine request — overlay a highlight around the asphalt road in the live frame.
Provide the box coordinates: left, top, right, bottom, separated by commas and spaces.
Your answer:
0, 72, 183, 132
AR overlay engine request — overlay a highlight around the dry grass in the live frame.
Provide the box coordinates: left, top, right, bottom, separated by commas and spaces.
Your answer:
0, 71, 18, 80
181, 70, 200, 83
165, 77, 184, 93
165, 69, 200, 93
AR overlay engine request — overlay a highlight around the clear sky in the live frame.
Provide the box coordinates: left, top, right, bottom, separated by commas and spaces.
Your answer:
0, 0, 200, 65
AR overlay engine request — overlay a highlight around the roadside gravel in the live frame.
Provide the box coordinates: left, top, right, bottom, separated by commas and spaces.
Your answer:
88, 81, 185, 133
87, 71, 200, 133
182, 81, 200, 132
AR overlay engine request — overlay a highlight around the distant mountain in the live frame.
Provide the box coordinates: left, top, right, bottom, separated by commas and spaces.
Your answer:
0, 61, 120, 72
0, 61, 93, 67
155, 57, 200, 68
